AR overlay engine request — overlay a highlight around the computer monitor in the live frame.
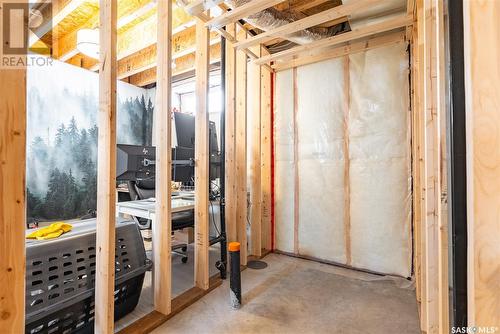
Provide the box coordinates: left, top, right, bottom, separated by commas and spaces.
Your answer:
174, 112, 219, 154
117, 144, 195, 183
174, 112, 195, 148
172, 146, 195, 183
116, 144, 155, 181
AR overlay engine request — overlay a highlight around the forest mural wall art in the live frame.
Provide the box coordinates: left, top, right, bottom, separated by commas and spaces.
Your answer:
26, 60, 154, 224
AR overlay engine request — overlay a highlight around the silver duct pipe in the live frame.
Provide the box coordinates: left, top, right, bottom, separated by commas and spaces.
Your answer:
227, 0, 347, 46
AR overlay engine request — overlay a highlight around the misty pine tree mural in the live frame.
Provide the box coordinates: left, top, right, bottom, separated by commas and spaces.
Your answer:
26, 60, 154, 225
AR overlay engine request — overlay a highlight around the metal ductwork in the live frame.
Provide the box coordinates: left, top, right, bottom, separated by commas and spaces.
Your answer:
227, 0, 347, 47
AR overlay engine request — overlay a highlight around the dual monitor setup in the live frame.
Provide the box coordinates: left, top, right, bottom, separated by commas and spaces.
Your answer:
116, 112, 220, 186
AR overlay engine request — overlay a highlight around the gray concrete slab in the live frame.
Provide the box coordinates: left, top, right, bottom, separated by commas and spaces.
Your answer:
152, 253, 420, 334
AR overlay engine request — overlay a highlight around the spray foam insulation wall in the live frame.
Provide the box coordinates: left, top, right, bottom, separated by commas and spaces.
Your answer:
274, 43, 411, 277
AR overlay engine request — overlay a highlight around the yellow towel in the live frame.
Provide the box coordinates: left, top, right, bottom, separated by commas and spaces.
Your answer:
27, 222, 73, 240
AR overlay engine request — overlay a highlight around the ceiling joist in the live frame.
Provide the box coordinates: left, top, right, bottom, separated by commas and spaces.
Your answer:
255, 14, 412, 65
204, 0, 287, 29
183, 0, 225, 15
273, 30, 406, 71
233, 0, 376, 51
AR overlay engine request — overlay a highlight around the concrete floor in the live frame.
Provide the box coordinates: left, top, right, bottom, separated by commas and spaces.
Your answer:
152, 253, 420, 334
114, 244, 221, 332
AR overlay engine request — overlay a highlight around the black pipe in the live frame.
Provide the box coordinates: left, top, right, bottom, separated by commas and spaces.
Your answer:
216, 29, 228, 280
447, 0, 467, 327
229, 242, 241, 309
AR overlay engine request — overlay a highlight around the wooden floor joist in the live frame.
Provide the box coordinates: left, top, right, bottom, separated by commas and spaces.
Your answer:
94, 0, 117, 332
153, 0, 172, 315
194, 16, 210, 290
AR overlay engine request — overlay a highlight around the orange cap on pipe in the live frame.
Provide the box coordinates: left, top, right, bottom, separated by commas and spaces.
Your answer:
228, 242, 240, 252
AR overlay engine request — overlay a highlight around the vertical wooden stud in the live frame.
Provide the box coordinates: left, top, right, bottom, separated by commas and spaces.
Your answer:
153, 0, 172, 314
0, 56, 26, 334
292, 66, 299, 255
249, 44, 262, 257
235, 27, 248, 265
225, 23, 237, 246
416, 0, 428, 328
194, 16, 210, 290
420, 0, 448, 332
260, 46, 272, 252
343, 55, 352, 266
464, 0, 500, 327
436, 0, 449, 331
95, 0, 117, 332
410, 11, 422, 304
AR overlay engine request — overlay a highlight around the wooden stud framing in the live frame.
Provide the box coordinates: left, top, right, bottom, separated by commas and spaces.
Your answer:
292, 0, 330, 12
410, 13, 422, 304
249, 45, 262, 257
153, 0, 172, 315
423, 0, 440, 330
205, 0, 286, 29
416, 1, 427, 329
192, 11, 273, 72
273, 30, 405, 72
184, 0, 225, 16
95, 0, 117, 332
233, 0, 373, 51
292, 67, 299, 255
194, 16, 210, 290
260, 46, 272, 252
0, 62, 27, 334
255, 15, 412, 65
224, 23, 237, 246
235, 27, 248, 265
343, 56, 352, 266
463, 0, 500, 327
413, 0, 449, 332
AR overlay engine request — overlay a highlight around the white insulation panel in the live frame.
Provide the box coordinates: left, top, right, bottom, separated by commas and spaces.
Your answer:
296, 60, 347, 263
274, 69, 295, 253
274, 43, 411, 277
348, 43, 411, 277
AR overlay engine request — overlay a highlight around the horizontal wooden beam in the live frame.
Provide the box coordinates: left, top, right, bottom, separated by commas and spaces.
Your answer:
255, 14, 412, 65
233, 0, 374, 50
205, 0, 287, 29
56, 3, 193, 65
195, 12, 273, 72
128, 43, 221, 87
30, 0, 85, 46
117, 36, 220, 80
184, 0, 225, 15
292, 0, 330, 12
273, 30, 405, 71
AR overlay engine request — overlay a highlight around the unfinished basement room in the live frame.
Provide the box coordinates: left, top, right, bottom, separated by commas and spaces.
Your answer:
0, 0, 499, 333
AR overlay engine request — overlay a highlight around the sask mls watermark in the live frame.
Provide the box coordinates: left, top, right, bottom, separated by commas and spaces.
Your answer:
1, 0, 54, 69
452, 326, 499, 334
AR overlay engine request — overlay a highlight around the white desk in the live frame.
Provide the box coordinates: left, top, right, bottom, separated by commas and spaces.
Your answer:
116, 196, 194, 221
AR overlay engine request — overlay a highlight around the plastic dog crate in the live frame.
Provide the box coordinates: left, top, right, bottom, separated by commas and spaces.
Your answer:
25, 219, 151, 334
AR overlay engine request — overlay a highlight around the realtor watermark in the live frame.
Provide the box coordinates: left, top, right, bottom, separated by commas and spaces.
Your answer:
1, 0, 53, 69
452, 326, 499, 334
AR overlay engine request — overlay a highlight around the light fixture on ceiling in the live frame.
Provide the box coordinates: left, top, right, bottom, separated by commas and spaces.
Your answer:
77, 28, 99, 59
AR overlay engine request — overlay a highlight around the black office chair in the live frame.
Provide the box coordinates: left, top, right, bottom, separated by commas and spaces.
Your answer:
127, 180, 193, 263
